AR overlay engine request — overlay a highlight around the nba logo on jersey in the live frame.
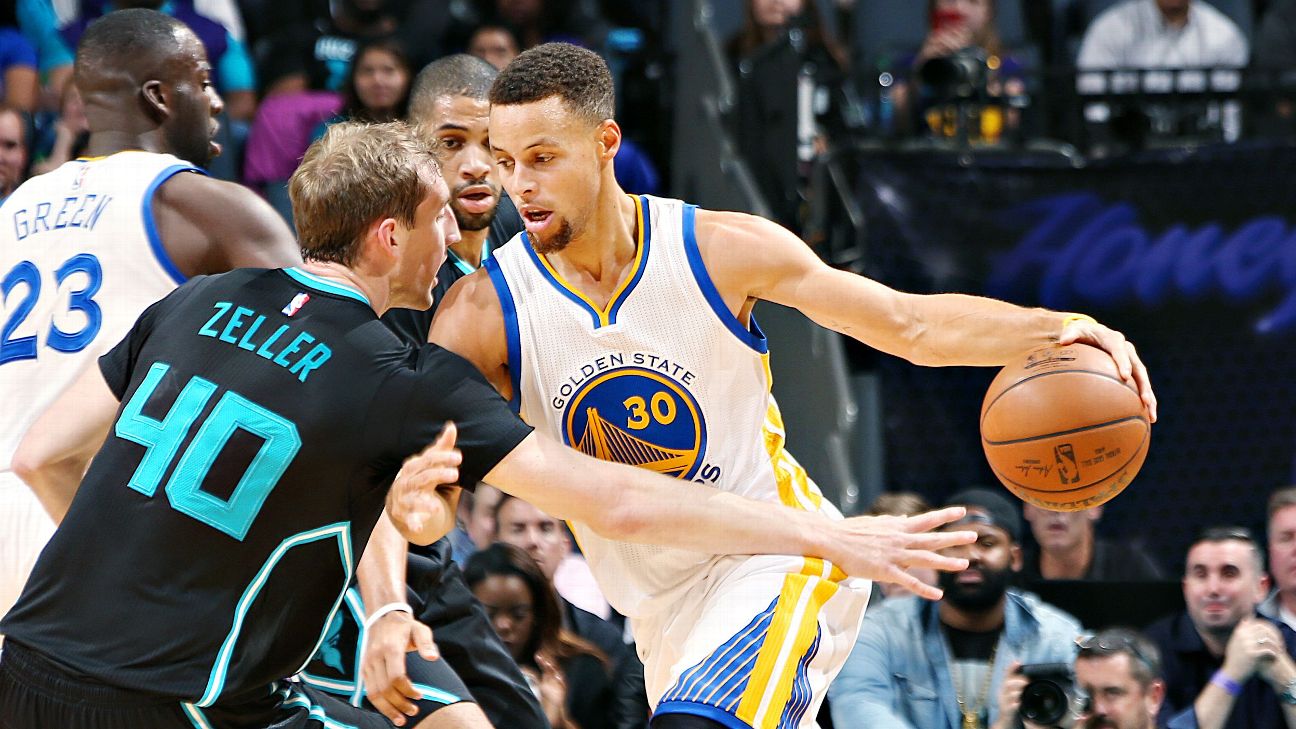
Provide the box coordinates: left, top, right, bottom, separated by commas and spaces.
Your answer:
282, 292, 310, 316
71, 165, 90, 191
561, 366, 707, 480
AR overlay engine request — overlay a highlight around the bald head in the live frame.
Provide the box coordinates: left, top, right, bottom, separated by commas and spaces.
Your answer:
74, 9, 194, 94
409, 54, 498, 121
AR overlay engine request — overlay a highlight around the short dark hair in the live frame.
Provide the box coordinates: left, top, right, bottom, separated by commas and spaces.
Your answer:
409, 54, 498, 120
1189, 525, 1265, 575
489, 42, 614, 124
1077, 627, 1162, 687
75, 9, 187, 86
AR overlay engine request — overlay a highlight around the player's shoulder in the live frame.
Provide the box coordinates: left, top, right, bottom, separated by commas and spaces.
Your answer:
692, 207, 785, 246
153, 170, 266, 211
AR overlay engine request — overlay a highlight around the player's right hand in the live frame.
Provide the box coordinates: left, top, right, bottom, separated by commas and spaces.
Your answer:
362, 610, 439, 726
387, 423, 462, 543
831, 506, 976, 600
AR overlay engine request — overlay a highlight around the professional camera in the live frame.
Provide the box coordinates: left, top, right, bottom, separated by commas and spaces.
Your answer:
918, 47, 991, 101
1017, 663, 1087, 728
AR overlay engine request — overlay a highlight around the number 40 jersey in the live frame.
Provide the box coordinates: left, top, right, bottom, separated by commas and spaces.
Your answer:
0, 151, 201, 470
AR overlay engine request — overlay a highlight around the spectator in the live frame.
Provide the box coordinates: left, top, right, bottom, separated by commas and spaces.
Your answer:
468, 24, 521, 70
0, 104, 28, 202
1077, 0, 1249, 72
868, 490, 938, 600
56, 0, 257, 122
892, 0, 1025, 141
30, 82, 87, 176
1145, 526, 1296, 728
1021, 503, 1164, 581
495, 493, 611, 621
311, 38, 413, 140
830, 487, 1082, 729
0, 24, 37, 112
449, 483, 503, 563
1251, 0, 1296, 133
474, 0, 611, 52
1075, 627, 1167, 729
466, 543, 634, 729
1261, 487, 1296, 631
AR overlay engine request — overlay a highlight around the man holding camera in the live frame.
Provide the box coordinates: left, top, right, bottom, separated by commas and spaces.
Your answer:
830, 488, 1082, 729
1073, 628, 1166, 729
1145, 526, 1296, 729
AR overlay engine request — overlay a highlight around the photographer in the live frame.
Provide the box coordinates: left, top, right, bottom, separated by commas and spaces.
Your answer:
830, 489, 1082, 729
1073, 628, 1166, 729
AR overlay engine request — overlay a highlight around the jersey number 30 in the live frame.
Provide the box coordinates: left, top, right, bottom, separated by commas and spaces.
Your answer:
0, 256, 103, 365
114, 362, 302, 541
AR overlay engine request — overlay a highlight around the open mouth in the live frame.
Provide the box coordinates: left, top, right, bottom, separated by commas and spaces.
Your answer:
520, 206, 554, 234
457, 186, 496, 214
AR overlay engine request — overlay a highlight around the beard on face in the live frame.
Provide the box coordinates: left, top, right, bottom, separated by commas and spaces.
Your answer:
450, 179, 500, 231
938, 563, 1014, 612
529, 218, 573, 255
166, 109, 214, 168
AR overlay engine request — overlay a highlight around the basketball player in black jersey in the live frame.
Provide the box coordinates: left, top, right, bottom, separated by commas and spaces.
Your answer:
2, 121, 978, 729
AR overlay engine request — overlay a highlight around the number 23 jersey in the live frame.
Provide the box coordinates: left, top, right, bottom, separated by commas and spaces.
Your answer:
486, 195, 837, 619
0, 151, 200, 470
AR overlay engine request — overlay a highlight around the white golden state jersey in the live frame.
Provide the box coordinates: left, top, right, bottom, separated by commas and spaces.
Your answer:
0, 152, 202, 469
486, 195, 842, 618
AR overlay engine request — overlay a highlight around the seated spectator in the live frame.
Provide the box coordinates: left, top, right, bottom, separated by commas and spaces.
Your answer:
868, 490, 938, 600
449, 482, 503, 563
1251, 0, 1296, 133
892, 0, 1025, 142
466, 543, 646, 729
1145, 526, 1296, 728
1261, 487, 1296, 630
0, 25, 37, 112
1078, 0, 1249, 73
311, 38, 413, 141
829, 487, 1082, 729
55, 0, 257, 121
468, 24, 521, 70
30, 82, 87, 176
1021, 503, 1164, 581
494, 493, 611, 621
474, 0, 610, 51
1075, 627, 1167, 729
0, 104, 28, 201
260, 0, 438, 96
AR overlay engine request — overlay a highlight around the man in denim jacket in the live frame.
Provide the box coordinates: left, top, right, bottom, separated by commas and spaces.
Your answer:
830, 488, 1082, 729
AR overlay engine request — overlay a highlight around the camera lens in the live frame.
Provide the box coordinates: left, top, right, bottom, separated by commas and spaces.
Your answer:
1020, 681, 1067, 724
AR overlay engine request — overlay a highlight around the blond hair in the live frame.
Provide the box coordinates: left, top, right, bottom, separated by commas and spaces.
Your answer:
289, 121, 439, 266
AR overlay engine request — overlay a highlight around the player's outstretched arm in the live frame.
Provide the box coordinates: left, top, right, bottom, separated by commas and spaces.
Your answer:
696, 209, 1155, 420
484, 431, 975, 600
152, 173, 303, 277
12, 364, 119, 522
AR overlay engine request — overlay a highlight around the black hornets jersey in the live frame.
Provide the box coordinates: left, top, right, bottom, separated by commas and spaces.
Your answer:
0, 267, 531, 710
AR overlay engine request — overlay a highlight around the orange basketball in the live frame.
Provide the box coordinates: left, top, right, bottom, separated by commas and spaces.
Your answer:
980, 343, 1150, 512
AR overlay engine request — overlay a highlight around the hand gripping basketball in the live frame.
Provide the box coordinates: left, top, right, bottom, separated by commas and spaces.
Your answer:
830, 507, 976, 600
1057, 314, 1157, 422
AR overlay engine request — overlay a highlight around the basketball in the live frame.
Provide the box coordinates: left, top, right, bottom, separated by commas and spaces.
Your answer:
980, 343, 1150, 512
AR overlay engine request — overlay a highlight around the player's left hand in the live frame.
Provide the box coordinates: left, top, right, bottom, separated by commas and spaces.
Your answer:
361, 610, 439, 726
1058, 316, 1157, 422
388, 423, 462, 542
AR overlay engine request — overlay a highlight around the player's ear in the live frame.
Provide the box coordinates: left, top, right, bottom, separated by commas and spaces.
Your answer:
141, 80, 168, 120
597, 119, 621, 163
369, 217, 400, 263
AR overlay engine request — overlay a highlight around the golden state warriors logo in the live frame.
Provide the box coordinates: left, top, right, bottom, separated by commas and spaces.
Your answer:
563, 367, 707, 480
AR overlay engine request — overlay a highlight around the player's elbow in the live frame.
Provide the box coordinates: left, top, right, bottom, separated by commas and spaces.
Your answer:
585, 491, 652, 543
11, 437, 52, 487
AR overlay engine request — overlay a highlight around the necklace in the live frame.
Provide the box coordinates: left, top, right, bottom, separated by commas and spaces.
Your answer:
951, 643, 998, 729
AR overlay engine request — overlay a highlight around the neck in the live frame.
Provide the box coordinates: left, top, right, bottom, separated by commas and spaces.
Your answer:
1039, 533, 1094, 580
299, 260, 389, 315
940, 599, 1006, 632
82, 129, 166, 159
547, 176, 636, 282
450, 228, 490, 269
1159, 6, 1190, 28
1199, 627, 1229, 658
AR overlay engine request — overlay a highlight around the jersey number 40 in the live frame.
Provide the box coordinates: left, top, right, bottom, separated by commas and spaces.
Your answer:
114, 362, 303, 541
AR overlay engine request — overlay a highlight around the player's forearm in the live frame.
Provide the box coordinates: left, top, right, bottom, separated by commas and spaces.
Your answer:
357, 512, 410, 610
890, 293, 1066, 367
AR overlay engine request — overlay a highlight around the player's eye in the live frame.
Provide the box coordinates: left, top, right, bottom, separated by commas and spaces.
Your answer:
441, 138, 462, 150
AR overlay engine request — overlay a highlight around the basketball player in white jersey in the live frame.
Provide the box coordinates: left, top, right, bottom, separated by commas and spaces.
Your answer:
430, 43, 1158, 729
0, 9, 299, 630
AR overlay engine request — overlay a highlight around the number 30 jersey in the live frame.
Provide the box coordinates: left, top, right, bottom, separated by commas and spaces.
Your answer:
0, 152, 200, 471
486, 195, 838, 619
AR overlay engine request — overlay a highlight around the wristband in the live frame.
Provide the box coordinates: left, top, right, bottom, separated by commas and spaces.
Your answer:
1061, 313, 1097, 331
1210, 670, 1242, 697
363, 601, 414, 631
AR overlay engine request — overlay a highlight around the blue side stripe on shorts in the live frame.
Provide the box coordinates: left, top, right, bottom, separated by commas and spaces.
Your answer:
660, 596, 779, 708
778, 628, 822, 729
